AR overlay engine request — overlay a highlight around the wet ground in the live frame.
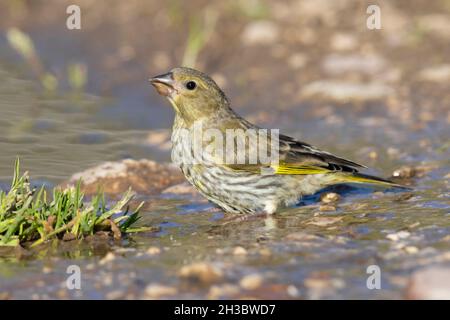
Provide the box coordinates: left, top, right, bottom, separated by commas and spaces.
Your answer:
0, 0, 449, 299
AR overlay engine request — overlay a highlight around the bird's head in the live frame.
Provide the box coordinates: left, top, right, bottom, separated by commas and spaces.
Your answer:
149, 67, 230, 124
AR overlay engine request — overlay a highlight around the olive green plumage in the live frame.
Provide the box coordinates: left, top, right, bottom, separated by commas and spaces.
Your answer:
150, 67, 406, 214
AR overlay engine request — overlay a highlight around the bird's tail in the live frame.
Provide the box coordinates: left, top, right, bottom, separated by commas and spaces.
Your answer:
334, 172, 411, 189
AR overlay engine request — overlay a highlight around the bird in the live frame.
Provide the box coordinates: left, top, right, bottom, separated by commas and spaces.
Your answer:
149, 67, 408, 215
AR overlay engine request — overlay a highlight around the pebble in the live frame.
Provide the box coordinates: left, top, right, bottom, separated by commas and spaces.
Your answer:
99, 252, 116, 265
146, 247, 161, 255
287, 53, 307, 69
330, 33, 357, 51
301, 81, 393, 102
392, 166, 416, 179
386, 231, 411, 242
63, 159, 184, 196
239, 273, 264, 290
42, 266, 53, 274
162, 182, 199, 197
418, 14, 450, 39
208, 284, 240, 299
106, 290, 125, 300
286, 285, 300, 297
285, 232, 320, 242
241, 21, 279, 45
392, 164, 436, 179
259, 248, 272, 256
144, 283, 178, 299
418, 64, 450, 82
233, 246, 248, 256
406, 267, 450, 299
320, 192, 340, 204
322, 53, 386, 75
179, 262, 223, 284
307, 216, 343, 227
319, 205, 337, 212
404, 246, 419, 254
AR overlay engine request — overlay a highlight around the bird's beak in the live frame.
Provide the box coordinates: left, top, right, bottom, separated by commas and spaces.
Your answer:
149, 72, 176, 97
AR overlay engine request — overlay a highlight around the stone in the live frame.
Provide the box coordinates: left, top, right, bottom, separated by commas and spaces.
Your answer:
233, 246, 248, 256
406, 267, 450, 299
178, 262, 223, 284
63, 159, 184, 196
302, 81, 393, 102
239, 273, 264, 290
320, 192, 340, 204
144, 283, 178, 299
241, 21, 279, 45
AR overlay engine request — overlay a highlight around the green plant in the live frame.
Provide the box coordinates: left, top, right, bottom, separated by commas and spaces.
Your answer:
181, 8, 218, 68
0, 159, 149, 247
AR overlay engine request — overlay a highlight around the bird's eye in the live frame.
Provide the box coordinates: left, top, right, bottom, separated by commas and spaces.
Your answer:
186, 81, 197, 90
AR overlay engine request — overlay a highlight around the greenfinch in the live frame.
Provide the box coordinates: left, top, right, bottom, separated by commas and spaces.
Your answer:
150, 67, 407, 214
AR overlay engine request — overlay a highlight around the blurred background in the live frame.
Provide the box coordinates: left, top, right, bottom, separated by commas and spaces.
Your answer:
0, 0, 449, 300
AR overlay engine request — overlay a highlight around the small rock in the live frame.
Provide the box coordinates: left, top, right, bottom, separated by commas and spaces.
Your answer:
259, 248, 272, 256
404, 246, 419, 254
233, 246, 248, 256
407, 222, 421, 229
368, 151, 378, 160
286, 285, 300, 297
319, 205, 336, 212
162, 182, 199, 197
63, 159, 184, 196
395, 193, 414, 201
330, 33, 357, 51
106, 290, 125, 300
42, 266, 52, 274
146, 247, 161, 255
241, 21, 279, 45
320, 192, 340, 204
101, 272, 113, 286
348, 203, 369, 210
144, 283, 178, 299
179, 262, 223, 284
304, 277, 330, 290
239, 273, 264, 290
418, 14, 450, 39
372, 191, 384, 198
391, 164, 436, 179
285, 232, 320, 242
0, 292, 11, 300
322, 54, 386, 75
386, 231, 411, 242
287, 53, 307, 69
418, 64, 450, 82
208, 284, 240, 299
302, 81, 393, 102
391, 166, 416, 179
406, 267, 450, 299
307, 216, 343, 227
99, 252, 116, 265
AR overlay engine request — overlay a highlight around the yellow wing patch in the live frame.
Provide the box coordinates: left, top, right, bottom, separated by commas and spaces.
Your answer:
271, 164, 330, 175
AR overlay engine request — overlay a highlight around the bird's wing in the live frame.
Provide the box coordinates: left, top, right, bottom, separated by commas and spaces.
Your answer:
226, 133, 367, 175
277, 134, 366, 171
